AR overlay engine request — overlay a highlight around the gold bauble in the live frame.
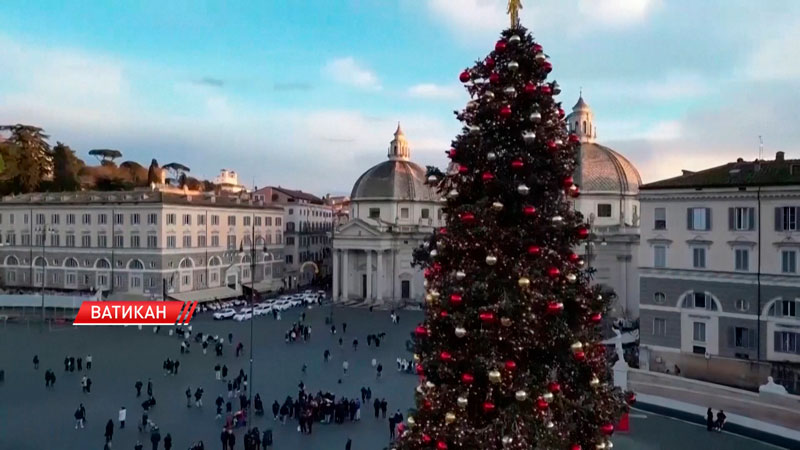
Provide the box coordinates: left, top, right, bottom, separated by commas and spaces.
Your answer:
445, 412, 456, 424
566, 273, 577, 283
488, 370, 502, 384
485, 255, 498, 266
457, 396, 468, 408
430, 290, 441, 300
501, 436, 513, 446
413, 353, 421, 363
590, 376, 600, 387
570, 341, 584, 352
491, 202, 504, 211
545, 421, 554, 429
515, 390, 528, 401
425, 293, 434, 303
407, 416, 415, 426
518, 277, 530, 288
425, 381, 435, 389
596, 444, 606, 450
500, 317, 512, 327
606, 442, 614, 449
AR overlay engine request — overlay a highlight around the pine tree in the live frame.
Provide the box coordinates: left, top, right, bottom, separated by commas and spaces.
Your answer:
0, 124, 52, 193
398, 23, 629, 450
52, 142, 83, 191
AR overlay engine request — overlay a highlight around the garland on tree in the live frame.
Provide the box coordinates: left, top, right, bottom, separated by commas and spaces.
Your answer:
398, 21, 632, 450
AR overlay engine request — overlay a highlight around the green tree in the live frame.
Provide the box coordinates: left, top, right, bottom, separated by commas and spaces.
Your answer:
399, 22, 628, 450
0, 124, 52, 193
52, 142, 83, 191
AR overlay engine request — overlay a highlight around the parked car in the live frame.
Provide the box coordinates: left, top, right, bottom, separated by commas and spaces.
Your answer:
233, 311, 253, 321
271, 300, 292, 311
253, 304, 272, 316
213, 308, 236, 320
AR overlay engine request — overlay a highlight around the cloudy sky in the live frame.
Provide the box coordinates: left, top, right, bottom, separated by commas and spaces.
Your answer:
1, 0, 798, 195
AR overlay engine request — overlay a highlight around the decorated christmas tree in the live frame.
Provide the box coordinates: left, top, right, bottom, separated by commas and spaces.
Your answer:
398, 3, 630, 450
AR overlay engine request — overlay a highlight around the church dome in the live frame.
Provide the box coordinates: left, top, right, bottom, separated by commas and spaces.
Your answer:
566, 96, 642, 195
350, 124, 436, 201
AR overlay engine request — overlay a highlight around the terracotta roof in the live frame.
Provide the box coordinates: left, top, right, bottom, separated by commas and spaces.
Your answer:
255, 186, 324, 204
641, 154, 800, 190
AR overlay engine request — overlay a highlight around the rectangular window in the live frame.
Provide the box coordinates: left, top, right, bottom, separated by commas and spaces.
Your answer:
254, 217, 262, 226
276, 218, 282, 227
97, 235, 108, 248
692, 247, 706, 268
147, 213, 158, 225
50, 214, 59, 225
66, 273, 76, 285
731, 207, 755, 231
653, 207, 666, 229
23, 214, 28, 225
228, 216, 236, 226
183, 214, 191, 225
653, 318, 667, 336
81, 235, 91, 247
130, 235, 140, 248
35, 213, 45, 225
227, 235, 236, 249
5, 232, 15, 246
97, 274, 108, 287
147, 235, 158, 248
114, 214, 124, 225
369, 208, 380, 219
51, 234, 60, 247
66, 214, 75, 225
688, 207, 711, 231
774, 331, 800, 355
265, 217, 272, 226
82, 214, 91, 225
131, 214, 140, 225
198, 214, 205, 226
735, 248, 749, 271
211, 235, 220, 247
8, 214, 13, 225
693, 322, 706, 343
244, 216, 251, 226
778, 206, 798, 231
782, 250, 797, 273
734, 327, 754, 349
182, 235, 192, 248
781, 300, 797, 317
653, 245, 666, 268
167, 236, 177, 248
597, 204, 612, 218
197, 235, 206, 247
420, 209, 430, 219
114, 235, 124, 248
166, 214, 176, 225
285, 255, 294, 264
21, 234, 31, 246
66, 234, 75, 247
400, 208, 409, 219
98, 214, 107, 225
35, 234, 44, 246
211, 215, 220, 226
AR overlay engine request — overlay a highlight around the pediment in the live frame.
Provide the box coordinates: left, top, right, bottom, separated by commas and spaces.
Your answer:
335, 219, 382, 237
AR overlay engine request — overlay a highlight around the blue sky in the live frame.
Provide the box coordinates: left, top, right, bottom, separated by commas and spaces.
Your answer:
1, 0, 799, 194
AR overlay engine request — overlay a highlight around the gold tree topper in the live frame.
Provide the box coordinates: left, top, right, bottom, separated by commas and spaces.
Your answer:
508, 0, 523, 27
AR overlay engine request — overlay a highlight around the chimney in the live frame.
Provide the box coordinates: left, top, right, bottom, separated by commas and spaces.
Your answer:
776, 151, 785, 162
736, 158, 744, 163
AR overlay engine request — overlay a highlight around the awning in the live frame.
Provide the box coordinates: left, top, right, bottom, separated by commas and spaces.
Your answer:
168, 286, 242, 303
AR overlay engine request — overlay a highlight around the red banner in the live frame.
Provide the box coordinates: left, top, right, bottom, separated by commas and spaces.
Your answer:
73, 301, 198, 326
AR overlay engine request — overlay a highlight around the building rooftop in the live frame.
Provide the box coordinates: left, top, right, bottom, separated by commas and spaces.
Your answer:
254, 186, 324, 205
641, 152, 800, 190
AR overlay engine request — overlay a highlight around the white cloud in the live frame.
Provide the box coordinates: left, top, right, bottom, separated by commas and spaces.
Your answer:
426, 0, 506, 35
408, 83, 462, 100
577, 0, 661, 27
746, 22, 800, 81
322, 57, 381, 90
637, 72, 709, 100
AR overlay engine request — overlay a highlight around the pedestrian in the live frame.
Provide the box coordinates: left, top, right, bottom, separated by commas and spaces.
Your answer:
345, 438, 352, 450
338, 337, 343, 347
80, 403, 86, 424
150, 426, 161, 450
220, 429, 229, 450
81, 375, 88, 393
147, 378, 153, 397
373, 398, 380, 419
342, 322, 347, 334
323, 349, 330, 362
139, 412, 149, 432
119, 406, 127, 429
105, 419, 114, 443
715, 410, 727, 431
222, 365, 228, 379
330, 324, 336, 335
173, 360, 180, 375
262, 429, 273, 449
77, 357, 83, 371
228, 332, 233, 344
195, 387, 204, 407
74, 406, 85, 429
70, 356, 75, 372
389, 415, 396, 439
706, 408, 714, 431
301, 364, 307, 375
33, 355, 39, 370
377, 363, 383, 379
227, 430, 236, 450
342, 360, 349, 375
215, 364, 221, 381
135, 441, 144, 450
352, 339, 358, 351
381, 399, 387, 418
86, 354, 92, 370
86, 377, 92, 393
135, 380, 143, 397
185, 387, 192, 407
272, 400, 280, 420
163, 433, 172, 450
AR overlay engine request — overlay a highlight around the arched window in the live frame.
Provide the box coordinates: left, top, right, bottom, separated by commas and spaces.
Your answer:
128, 259, 145, 270
582, 121, 587, 133
179, 258, 194, 269
681, 291, 718, 311
64, 258, 79, 268
242, 254, 252, 264
33, 256, 47, 267
95, 259, 111, 269
4, 255, 19, 266
767, 299, 798, 318
208, 256, 222, 267
653, 292, 666, 304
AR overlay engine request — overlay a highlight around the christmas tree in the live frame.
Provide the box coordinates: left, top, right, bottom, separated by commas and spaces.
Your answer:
398, 5, 630, 450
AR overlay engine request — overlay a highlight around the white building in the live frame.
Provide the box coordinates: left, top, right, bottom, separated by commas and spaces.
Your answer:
638, 152, 800, 376
213, 169, 247, 194
566, 96, 642, 318
332, 125, 443, 306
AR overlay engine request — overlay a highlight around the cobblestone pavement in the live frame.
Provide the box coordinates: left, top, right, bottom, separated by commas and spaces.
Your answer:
0, 305, 780, 450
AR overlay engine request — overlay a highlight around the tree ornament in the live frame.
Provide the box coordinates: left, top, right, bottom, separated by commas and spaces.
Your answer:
524, 83, 537, 94
500, 317, 512, 327
457, 396, 468, 408
430, 249, 438, 257
489, 73, 501, 84
483, 90, 496, 101
460, 212, 475, 223
577, 227, 590, 239
522, 131, 536, 144
468, 125, 481, 134
504, 360, 517, 371
407, 416, 415, 426
574, 350, 586, 361
566, 273, 577, 283
455, 327, 467, 338
459, 70, 471, 83
479, 312, 495, 323
503, 86, 517, 98
511, 158, 524, 169
427, 174, 438, 183
416, 364, 425, 375
535, 52, 546, 61
466, 100, 479, 110
437, 442, 448, 450
568, 252, 580, 262
558, 108, 565, 118
606, 442, 614, 449
572, 446, 582, 450
547, 302, 564, 314
543, 61, 553, 72
495, 40, 507, 51
523, 205, 537, 216
517, 184, 530, 195
448, 189, 459, 199
552, 215, 564, 223
569, 185, 580, 198
485, 255, 498, 266
461, 373, 474, 385
555, 138, 564, 146
626, 392, 637, 405
491, 201, 504, 211
601, 423, 615, 435
413, 353, 421, 363
422, 434, 431, 443
553, 82, 562, 95
563, 176, 574, 188
547, 267, 560, 278
484, 56, 495, 69
590, 376, 600, 387
499, 105, 512, 118
482, 171, 495, 183
487, 151, 497, 161
540, 85, 552, 94
568, 133, 580, 143
507, 61, 519, 71
590, 312, 603, 324
517, 277, 530, 288
458, 164, 469, 174
447, 148, 457, 158
450, 293, 463, 305
515, 390, 528, 401
415, 326, 429, 336
536, 397, 549, 411
508, 34, 521, 44
530, 111, 542, 122
527, 245, 541, 255
571, 341, 584, 352
440, 351, 452, 361
542, 392, 554, 402
547, 140, 558, 151
425, 293, 434, 304
488, 370, 502, 383
546, 420, 555, 429
548, 381, 561, 393
455, 270, 466, 280
482, 402, 496, 412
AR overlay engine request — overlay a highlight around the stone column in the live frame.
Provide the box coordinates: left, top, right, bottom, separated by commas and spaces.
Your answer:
332, 249, 339, 301
342, 250, 349, 301
366, 250, 372, 301
376, 249, 383, 303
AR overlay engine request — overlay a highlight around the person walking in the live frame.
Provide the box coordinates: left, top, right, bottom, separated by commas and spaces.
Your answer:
715, 410, 727, 431
150, 426, 162, 450
81, 375, 88, 393
104, 419, 114, 443
376, 363, 383, 379
271, 400, 280, 420
147, 378, 153, 397
380, 399, 388, 418
74, 406, 85, 429
85, 377, 92, 393
373, 398, 380, 419
220, 428, 229, 450
33, 355, 39, 370
345, 438, 352, 450
135, 380, 143, 397
342, 360, 348, 376
215, 364, 221, 381
342, 322, 347, 334
195, 387, 204, 407
216, 396, 224, 419
262, 429, 272, 449
323, 349, 330, 362
227, 430, 235, 450
222, 365, 228, 380
186, 387, 192, 407
706, 408, 714, 431
388, 414, 396, 439
163, 433, 172, 450
119, 406, 127, 429
135, 441, 144, 450
86, 354, 92, 370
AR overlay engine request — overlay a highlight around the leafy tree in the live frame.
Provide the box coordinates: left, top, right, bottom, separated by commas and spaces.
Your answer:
147, 159, 161, 185
88, 148, 123, 163
52, 142, 83, 191
0, 124, 52, 193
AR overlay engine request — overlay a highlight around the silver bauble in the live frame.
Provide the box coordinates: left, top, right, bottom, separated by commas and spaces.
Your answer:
427, 175, 438, 183
507, 61, 519, 71
455, 270, 466, 280
491, 201, 504, 211
515, 390, 528, 401
530, 111, 542, 122
502, 436, 513, 446
455, 327, 467, 338
566, 273, 577, 283
448, 189, 459, 198
457, 397, 468, 408
466, 100, 479, 110
553, 82, 561, 95
543, 392, 554, 402
482, 91, 495, 101
555, 138, 563, 146
535, 52, 546, 61
517, 184, 530, 195
522, 131, 536, 144
503, 86, 516, 98
508, 35, 521, 44
552, 215, 564, 223
487, 151, 497, 161
468, 125, 481, 134
485, 255, 498, 266
546, 421, 555, 429
430, 249, 438, 257
425, 381, 435, 389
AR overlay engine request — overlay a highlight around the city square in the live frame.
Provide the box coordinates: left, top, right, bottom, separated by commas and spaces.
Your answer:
0, 305, 781, 450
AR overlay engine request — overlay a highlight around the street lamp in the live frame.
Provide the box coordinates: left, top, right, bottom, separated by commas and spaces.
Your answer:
34, 225, 57, 323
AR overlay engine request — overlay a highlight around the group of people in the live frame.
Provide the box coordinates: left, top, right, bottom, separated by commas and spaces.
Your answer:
62, 354, 92, 372
284, 321, 312, 343
161, 358, 181, 376
268, 384, 379, 434
706, 408, 727, 432
395, 357, 416, 374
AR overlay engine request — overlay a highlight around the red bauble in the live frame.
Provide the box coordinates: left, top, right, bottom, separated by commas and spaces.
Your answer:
440, 351, 452, 361
484, 57, 495, 69
574, 350, 586, 361
457, 164, 468, 174
523, 205, 537, 216
547, 302, 564, 314
438, 227, 447, 235
479, 312, 495, 323
540, 85, 552, 94
433, 262, 442, 271
437, 442, 448, 450
533, 43, 543, 53
450, 293, 463, 305
481, 171, 495, 182
422, 434, 432, 443
536, 397, 549, 411
504, 360, 517, 371
547, 267, 560, 278
398, 423, 406, 433
495, 40, 507, 51
461, 373, 474, 384
590, 313, 603, 324
562, 176, 574, 188
601, 423, 615, 435
548, 381, 561, 393
568, 252, 580, 262
527, 245, 541, 255
568, 133, 580, 144
423, 400, 432, 409
499, 105, 512, 118
483, 402, 496, 412
460, 212, 475, 223
547, 140, 558, 150
459, 70, 471, 83
569, 186, 580, 198
511, 159, 524, 169
448, 148, 457, 158
543, 61, 553, 72
524, 83, 536, 94
558, 108, 565, 117
414, 326, 428, 336
439, 310, 449, 318
423, 268, 432, 278
489, 72, 500, 84
577, 227, 590, 239
416, 364, 425, 375
571, 446, 582, 450
626, 392, 637, 405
